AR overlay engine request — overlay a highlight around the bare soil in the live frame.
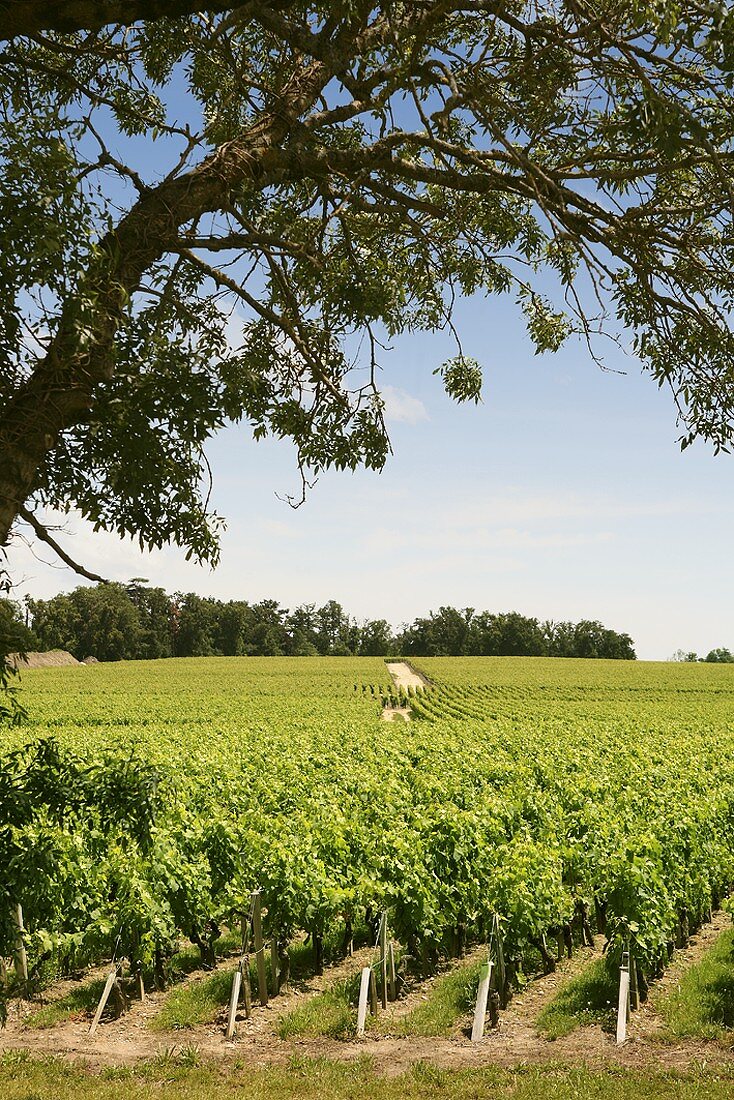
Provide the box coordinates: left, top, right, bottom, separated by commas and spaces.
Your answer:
385, 662, 429, 691
9, 650, 79, 669
381, 661, 428, 719
4, 917, 734, 1073
381, 707, 411, 723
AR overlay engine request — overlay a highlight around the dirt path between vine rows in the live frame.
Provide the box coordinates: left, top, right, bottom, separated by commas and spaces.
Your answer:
4, 913, 734, 1073
381, 661, 428, 721
385, 662, 429, 691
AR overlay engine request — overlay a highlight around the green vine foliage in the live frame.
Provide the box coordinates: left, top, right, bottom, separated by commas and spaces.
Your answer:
2, 656, 734, 1009
0, 564, 27, 728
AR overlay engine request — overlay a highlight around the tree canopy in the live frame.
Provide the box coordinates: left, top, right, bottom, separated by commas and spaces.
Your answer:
5, 584, 636, 659
1, 2, 734, 576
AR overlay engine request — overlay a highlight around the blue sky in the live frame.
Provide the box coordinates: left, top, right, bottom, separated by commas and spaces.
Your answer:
8, 284, 733, 661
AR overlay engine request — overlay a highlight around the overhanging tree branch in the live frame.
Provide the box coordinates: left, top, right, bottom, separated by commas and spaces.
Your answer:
0, 0, 237, 39
18, 506, 109, 583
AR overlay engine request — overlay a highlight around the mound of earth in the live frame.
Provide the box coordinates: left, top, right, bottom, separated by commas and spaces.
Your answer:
10, 650, 80, 669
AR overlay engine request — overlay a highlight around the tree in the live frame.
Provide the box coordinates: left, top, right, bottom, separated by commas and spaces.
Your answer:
30, 582, 142, 659
358, 618, 395, 657
568, 620, 635, 660
213, 599, 252, 656
314, 599, 353, 655
704, 647, 734, 663
171, 592, 221, 656
399, 606, 476, 656
286, 604, 320, 656
0, 597, 38, 653
4, 2, 734, 576
126, 580, 174, 658
0, 2, 233, 39
473, 611, 546, 657
244, 599, 288, 656
671, 649, 699, 663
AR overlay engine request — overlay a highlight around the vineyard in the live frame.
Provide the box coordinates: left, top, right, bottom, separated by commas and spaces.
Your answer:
2, 655, 734, 1040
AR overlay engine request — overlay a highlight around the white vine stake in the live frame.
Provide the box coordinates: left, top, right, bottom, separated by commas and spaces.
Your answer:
226, 965, 242, 1040
356, 966, 372, 1037
89, 967, 118, 1037
616, 951, 630, 1046
471, 960, 493, 1042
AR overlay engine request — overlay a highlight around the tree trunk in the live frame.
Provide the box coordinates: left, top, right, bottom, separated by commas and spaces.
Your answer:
313, 932, 324, 976
531, 935, 556, 974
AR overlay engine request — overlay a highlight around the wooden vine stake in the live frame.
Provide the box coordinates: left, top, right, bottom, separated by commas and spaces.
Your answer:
270, 936, 279, 995
252, 891, 268, 1007
616, 951, 630, 1046
471, 960, 493, 1042
12, 904, 28, 991
89, 967, 118, 1037
369, 968, 378, 1016
227, 904, 255, 1037
242, 957, 252, 1019
356, 966, 372, 1037
488, 966, 500, 1029
226, 965, 242, 1040
491, 914, 507, 1008
629, 953, 639, 1011
378, 912, 388, 1009
388, 941, 397, 1002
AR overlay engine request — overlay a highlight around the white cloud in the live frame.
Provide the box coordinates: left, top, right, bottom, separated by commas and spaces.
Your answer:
381, 385, 429, 425
365, 523, 613, 555
258, 519, 302, 541
421, 489, 710, 528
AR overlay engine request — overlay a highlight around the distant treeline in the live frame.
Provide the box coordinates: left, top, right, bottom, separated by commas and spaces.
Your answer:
1, 583, 636, 661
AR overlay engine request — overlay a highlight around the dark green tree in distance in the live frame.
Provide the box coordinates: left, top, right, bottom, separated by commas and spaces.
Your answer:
395, 607, 633, 659
244, 600, 290, 656
547, 620, 636, 660
126, 579, 174, 659
29, 584, 141, 660
314, 600, 353, 657
400, 607, 477, 657
473, 611, 547, 657
357, 619, 395, 657
704, 648, 734, 663
286, 604, 320, 656
0, 597, 38, 654
171, 592, 219, 657
25, 584, 637, 661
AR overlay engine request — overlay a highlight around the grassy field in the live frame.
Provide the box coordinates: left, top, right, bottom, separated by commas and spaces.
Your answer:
536, 958, 618, 1039
4, 1055, 734, 1100
658, 928, 734, 1040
